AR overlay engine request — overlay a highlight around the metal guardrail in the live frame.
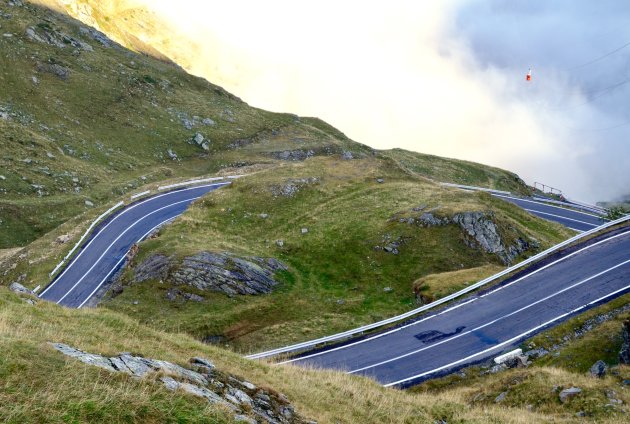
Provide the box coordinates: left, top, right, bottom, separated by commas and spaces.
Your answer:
48, 174, 246, 280
49, 201, 125, 278
247, 213, 630, 360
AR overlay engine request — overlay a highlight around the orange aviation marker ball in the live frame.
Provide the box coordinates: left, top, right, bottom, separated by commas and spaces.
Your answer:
526, 68, 532, 81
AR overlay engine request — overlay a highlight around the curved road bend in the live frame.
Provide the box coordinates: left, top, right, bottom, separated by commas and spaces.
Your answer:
493, 194, 604, 232
39, 183, 228, 308
283, 229, 630, 387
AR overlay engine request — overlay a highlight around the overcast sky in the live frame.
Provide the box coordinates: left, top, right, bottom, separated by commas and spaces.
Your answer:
148, 0, 630, 202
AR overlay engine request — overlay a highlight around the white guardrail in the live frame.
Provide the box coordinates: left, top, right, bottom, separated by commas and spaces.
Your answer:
49, 201, 125, 278
49, 175, 242, 279
247, 213, 630, 360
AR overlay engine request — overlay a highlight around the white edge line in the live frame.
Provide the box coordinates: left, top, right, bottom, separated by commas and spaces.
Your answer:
348, 258, 630, 374
76, 216, 178, 308
383, 281, 630, 387
524, 209, 598, 226
247, 214, 630, 359
55, 197, 199, 305
494, 193, 604, 220
47, 201, 125, 279
279, 230, 630, 365
40, 182, 229, 297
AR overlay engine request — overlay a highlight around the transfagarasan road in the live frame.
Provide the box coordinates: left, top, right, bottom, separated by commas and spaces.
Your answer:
39, 183, 228, 308
283, 229, 630, 387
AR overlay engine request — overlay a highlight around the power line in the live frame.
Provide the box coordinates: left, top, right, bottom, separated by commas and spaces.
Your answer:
569, 40, 630, 70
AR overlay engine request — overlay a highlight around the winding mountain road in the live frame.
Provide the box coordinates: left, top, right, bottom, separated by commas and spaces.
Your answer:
39, 183, 228, 308
494, 194, 604, 232
283, 228, 630, 387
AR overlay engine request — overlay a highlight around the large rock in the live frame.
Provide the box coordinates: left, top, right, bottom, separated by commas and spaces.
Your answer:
9, 282, 33, 295
171, 252, 287, 296
559, 387, 582, 403
133, 252, 287, 296
452, 211, 529, 265
620, 320, 630, 364
589, 360, 607, 378
51, 343, 310, 423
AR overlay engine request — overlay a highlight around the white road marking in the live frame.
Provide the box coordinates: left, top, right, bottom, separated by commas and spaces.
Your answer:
383, 281, 630, 387
55, 197, 199, 304
524, 209, 598, 227
76, 216, 177, 308
348, 258, 630, 374
39, 183, 227, 297
280, 230, 630, 365
493, 194, 602, 219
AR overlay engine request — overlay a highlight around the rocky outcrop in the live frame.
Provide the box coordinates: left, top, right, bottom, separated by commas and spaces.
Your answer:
393, 209, 532, 265
134, 254, 171, 282
133, 252, 287, 296
559, 387, 582, 403
270, 178, 320, 198
50, 343, 310, 424
172, 253, 287, 296
589, 360, 607, 378
620, 320, 630, 364
26, 24, 93, 51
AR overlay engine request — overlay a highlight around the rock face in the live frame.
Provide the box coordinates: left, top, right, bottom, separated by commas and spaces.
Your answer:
133, 252, 287, 296
9, 282, 33, 295
50, 343, 310, 424
620, 320, 630, 364
452, 212, 530, 264
172, 252, 287, 296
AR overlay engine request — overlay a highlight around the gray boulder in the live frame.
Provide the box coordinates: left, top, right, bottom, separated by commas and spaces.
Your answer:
589, 360, 607, 378
559, 387, 582, 403
9, 282, 33, 295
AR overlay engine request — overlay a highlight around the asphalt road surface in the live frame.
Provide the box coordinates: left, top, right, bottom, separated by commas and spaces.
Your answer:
283, 229, 630, 387
39, 183, 228, 308
493, 194, 604, 232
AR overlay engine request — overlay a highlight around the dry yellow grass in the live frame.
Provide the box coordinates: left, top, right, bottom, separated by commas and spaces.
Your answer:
3, 287, 627, 423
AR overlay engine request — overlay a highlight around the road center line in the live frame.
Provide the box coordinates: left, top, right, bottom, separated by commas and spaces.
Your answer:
348, 258, 630, 374
280, 230, 630, 365
383, 281, 630, 387
39, 183, 227, 297
524, 209, 598, 226
54, 197, 199, 304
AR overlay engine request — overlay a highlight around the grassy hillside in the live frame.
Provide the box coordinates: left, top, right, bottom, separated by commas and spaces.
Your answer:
102, 155, 570, 352
4, 286, 630, 423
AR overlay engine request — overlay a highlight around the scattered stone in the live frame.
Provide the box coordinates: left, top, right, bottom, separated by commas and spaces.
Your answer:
276, 240, 284, 247
35, 61, 71, 81
336, 299, 345, 305
589, 360, 608, 378
341, 151, 354, 160
203, 118, 215, 126
376, 178, 384, 183
167, 149, 178, 160
259, 213, 269, 219
301, 228, 308, 234
84, 200, 94, 207
270, 177, 319, 198
383, 287, 393, 293
51, 343, 310, 423
132, 300, 139, 305
0, 175, 5, 180
494, 391, 508, 403
182, 292, 204, 302
576, 411, 586, 418
271, 149, 315, 161
559, 387, 582, 403
55, 234, 71, 244
9, 282, 33, 295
